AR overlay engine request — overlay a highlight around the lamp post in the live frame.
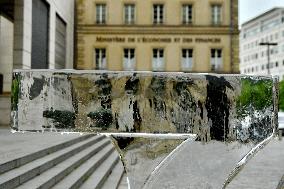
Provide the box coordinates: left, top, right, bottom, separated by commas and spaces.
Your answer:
259, 42, 278, 75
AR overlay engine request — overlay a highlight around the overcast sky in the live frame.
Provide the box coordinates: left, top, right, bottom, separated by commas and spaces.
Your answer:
239, 0, 284, 26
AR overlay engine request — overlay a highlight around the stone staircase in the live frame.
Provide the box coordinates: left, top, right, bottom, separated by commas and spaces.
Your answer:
0, 134, 127, 189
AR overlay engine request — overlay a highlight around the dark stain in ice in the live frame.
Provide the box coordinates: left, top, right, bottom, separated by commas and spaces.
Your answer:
29, 76, 45, 100
205, 76, 233, 141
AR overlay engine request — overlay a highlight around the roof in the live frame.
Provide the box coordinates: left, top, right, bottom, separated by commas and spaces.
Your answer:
242, 7, 284, 27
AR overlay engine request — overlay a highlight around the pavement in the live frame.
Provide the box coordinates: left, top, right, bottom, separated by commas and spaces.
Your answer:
125, 138, 284, 189
0, 128, 283, 188
0, 128, 85, 165
227, 138, 284, 189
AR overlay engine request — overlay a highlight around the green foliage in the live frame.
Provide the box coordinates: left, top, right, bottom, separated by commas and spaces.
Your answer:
279, 80, 284, 111
11, 75, 20, 111
43, 110, 75, 128
237, 78, 273, 117
87, 109, 113, 129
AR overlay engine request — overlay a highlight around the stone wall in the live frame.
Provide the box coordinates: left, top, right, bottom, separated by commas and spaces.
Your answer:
231, 0, 240, 73
75, 0, 240, 73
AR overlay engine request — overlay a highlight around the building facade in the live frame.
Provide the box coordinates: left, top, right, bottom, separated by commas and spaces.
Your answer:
0, 0, 75, 93
240, 8, 284, 80
0, 15, 13, 93
76, 0, 239, 73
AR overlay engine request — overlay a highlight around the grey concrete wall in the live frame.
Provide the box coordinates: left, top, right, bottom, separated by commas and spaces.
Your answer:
46, 0, 74, 69
0, 16, 14, 92
0, 95, 10, 126
13, 0, 74, 70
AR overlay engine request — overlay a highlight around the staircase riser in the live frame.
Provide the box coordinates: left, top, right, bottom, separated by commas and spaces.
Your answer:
38, 141, 111, 189
0, 177, 18, 189
95, 157, 120, 189
0, 136, 104, 188
0, 162, 16, 178
114, 169, 125, 189
0, 134, 94, 175
70, 148, 115, 189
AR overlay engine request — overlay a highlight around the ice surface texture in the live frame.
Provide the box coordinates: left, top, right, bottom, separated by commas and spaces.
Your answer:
11, 70, 279, 188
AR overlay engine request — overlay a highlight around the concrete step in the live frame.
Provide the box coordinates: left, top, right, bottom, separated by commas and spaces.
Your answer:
15, 137, 111, 189
101, 159, 125, 189
80, 150, 120, 189
0, 135, 104, 189
53, 143, 115, 189
117, 174, 129, 189
0, 133, 94, 175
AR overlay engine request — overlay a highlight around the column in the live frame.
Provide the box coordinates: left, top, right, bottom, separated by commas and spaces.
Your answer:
13, 0, 32, 69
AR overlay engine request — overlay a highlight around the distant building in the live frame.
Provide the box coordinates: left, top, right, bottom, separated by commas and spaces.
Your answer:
76, 0, 239, 73
0, 0, 75, 93
240, 7, 284, 80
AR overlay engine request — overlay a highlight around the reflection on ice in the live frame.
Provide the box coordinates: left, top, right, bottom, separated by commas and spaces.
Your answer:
108, 133, 196, 189
11, 70, 279, 188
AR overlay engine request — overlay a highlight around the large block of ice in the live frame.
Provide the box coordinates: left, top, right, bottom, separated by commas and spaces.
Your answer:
12, 70, 278, 141
11, 70, 279, 188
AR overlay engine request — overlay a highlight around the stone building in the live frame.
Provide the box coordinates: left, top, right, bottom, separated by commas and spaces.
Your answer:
0, 0, 75, 126
76, 0, 239, 73
240, 7, 284, 80
0, 0, 75, 93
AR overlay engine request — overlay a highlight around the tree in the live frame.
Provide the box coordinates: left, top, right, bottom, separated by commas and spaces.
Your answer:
237, 78, 273, 117
279, 80, 284, 111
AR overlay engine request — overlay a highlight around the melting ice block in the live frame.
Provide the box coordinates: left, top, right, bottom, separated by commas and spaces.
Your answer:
11, 70, 279, 188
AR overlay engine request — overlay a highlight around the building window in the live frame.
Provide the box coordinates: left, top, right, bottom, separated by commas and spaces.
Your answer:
96, 4, 106, 24
262, 19, 280, 31
124, 4, 135, 24
124, 48, 135, 71
271, 47, 278, 54
182, 5, 192, 24
94, 48, 106, 70
262, 65, 264, 70
153, 4, 164, 24
181, 49, 193, 71
276, 61, 279, 67
275, 33, 279, 40
211, 49, 222, 72
152, 48, 164, 71
55, 14, 67, 69
211, 4, 222, 25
